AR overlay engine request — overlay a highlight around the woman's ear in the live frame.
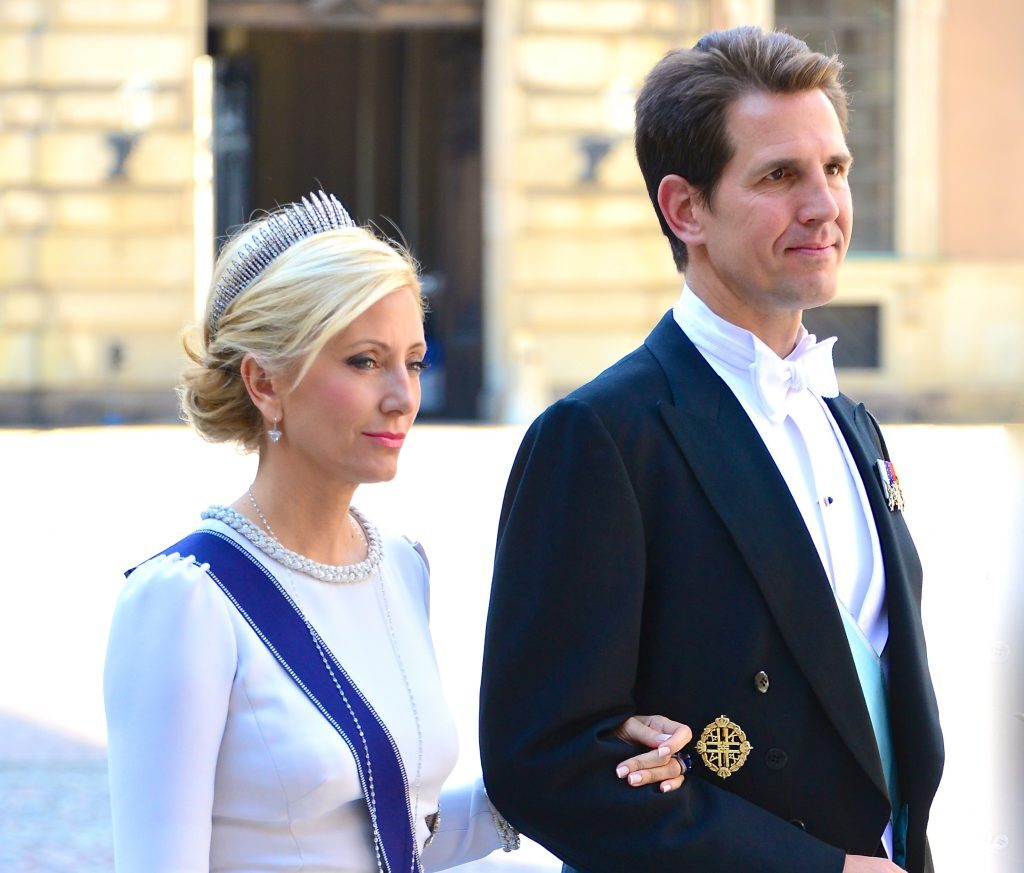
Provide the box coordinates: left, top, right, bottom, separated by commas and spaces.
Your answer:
239, 354, 282, 426
658, 174, 707, 247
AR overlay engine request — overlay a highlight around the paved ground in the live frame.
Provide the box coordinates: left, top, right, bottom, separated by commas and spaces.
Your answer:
0, 713, 112, 873
0, 709, 550, 873
2, 423, 1021, 871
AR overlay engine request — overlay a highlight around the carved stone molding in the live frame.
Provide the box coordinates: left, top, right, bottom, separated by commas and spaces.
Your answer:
208, 0, 483, 29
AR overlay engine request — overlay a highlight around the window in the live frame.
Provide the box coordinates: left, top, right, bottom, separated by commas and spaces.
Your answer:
775, 0, 896, 252
802, 304, 881, 368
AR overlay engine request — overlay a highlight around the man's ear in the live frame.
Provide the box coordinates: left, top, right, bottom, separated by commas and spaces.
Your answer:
657, 174, 707, 247
239, 354, 283, 425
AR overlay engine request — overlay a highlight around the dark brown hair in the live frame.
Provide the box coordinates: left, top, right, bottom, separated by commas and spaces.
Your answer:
635, 26, 848, 270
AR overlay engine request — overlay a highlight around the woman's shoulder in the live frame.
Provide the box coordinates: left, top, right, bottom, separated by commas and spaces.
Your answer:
376, 528, 428, 575
375, 528, 431, 614
106, 535, 239, 713
117, 532, 235, 625
125, 546, 210, 588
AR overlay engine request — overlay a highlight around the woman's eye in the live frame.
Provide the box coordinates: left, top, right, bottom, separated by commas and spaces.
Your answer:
347, 355, 377, 370
408, 359, 431, 373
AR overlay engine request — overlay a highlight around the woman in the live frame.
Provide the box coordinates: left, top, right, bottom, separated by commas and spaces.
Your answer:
103, 192, 689, 873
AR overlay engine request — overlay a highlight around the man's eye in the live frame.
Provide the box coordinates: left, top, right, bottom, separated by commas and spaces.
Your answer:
765, 168, 787, 182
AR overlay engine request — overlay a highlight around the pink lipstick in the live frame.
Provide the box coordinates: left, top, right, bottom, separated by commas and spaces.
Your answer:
363, 432, 406, 449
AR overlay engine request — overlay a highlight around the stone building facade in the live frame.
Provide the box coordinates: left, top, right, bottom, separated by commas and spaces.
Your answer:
0, 0, 1021, 425
481, 0, 722, 419
0, 0, 202, 424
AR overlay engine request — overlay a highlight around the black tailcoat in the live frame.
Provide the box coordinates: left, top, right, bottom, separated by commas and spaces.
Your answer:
480, 312, 943, 873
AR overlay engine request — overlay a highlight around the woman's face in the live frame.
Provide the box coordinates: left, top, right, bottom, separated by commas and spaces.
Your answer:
276, 287, 426, 487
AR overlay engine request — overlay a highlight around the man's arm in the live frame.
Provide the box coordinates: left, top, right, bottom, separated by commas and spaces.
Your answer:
479, 397, 846, 873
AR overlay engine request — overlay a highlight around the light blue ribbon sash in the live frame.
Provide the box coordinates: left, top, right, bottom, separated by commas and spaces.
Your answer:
836, 601, 907, 866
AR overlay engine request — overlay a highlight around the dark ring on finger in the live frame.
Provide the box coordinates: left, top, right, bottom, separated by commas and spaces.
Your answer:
673, 752, 692, 774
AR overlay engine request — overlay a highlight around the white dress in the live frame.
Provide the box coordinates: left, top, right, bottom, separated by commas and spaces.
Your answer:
104, 516, 502, 873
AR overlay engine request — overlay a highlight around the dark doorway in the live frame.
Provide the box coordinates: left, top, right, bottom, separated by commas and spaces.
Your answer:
209, 25, 484, 419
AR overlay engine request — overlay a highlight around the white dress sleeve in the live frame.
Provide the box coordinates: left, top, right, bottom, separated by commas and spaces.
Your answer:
104, 552, 237, 873
421, 776, 505, 872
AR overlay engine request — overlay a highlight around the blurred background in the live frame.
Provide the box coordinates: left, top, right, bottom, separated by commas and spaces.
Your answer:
0, 0, 1021, 871
2, 0, 1024, 427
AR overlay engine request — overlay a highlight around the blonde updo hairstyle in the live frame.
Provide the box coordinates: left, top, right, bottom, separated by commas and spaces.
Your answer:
180, 213, 423, 452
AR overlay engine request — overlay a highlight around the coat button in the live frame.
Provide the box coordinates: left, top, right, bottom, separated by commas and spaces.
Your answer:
789, 819, 806, 830
765, 748, 788, 770
754, 671, 770, 693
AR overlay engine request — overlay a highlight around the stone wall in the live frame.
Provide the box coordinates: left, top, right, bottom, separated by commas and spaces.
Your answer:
832, 260, 1024, 422
1, 0, 1020, 426
0, 0, 202, 424
484, 0, 1024, 422
483, 0, 720, 420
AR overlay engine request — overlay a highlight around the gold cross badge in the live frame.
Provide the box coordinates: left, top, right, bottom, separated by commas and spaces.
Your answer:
695, 715, 753, 778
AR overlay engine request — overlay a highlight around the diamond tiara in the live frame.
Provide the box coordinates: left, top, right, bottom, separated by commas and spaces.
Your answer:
208, 190, 357, 336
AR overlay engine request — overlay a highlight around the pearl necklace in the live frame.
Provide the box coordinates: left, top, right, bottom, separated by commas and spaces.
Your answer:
201, 499, 382, 583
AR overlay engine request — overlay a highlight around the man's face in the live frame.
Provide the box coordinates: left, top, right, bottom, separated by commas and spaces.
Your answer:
687, 88, 853, 323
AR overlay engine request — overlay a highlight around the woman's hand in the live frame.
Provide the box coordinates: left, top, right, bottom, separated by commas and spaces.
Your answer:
613, 714, 693, 793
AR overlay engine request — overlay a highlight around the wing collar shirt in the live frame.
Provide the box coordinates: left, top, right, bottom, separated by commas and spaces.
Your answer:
673, 284, 896, 854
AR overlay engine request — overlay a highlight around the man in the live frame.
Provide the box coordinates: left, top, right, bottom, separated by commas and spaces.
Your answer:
480, 26, 943, 873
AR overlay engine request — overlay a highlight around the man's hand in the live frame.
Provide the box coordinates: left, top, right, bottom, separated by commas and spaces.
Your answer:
843, 855, 903, 872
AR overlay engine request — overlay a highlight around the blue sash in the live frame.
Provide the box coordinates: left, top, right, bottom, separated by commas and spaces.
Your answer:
132, 529, 419, 873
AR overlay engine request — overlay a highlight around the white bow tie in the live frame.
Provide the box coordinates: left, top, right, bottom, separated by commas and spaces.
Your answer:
750, 333, 839, 423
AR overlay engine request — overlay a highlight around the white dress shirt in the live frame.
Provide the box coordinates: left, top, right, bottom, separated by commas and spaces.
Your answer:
673, 286, 887, 651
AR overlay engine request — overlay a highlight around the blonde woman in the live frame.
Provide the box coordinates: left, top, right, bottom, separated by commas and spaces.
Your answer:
103, 192, 690, 873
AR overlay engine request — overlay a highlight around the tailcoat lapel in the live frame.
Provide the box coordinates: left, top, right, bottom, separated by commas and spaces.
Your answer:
644, 313, 889, 800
